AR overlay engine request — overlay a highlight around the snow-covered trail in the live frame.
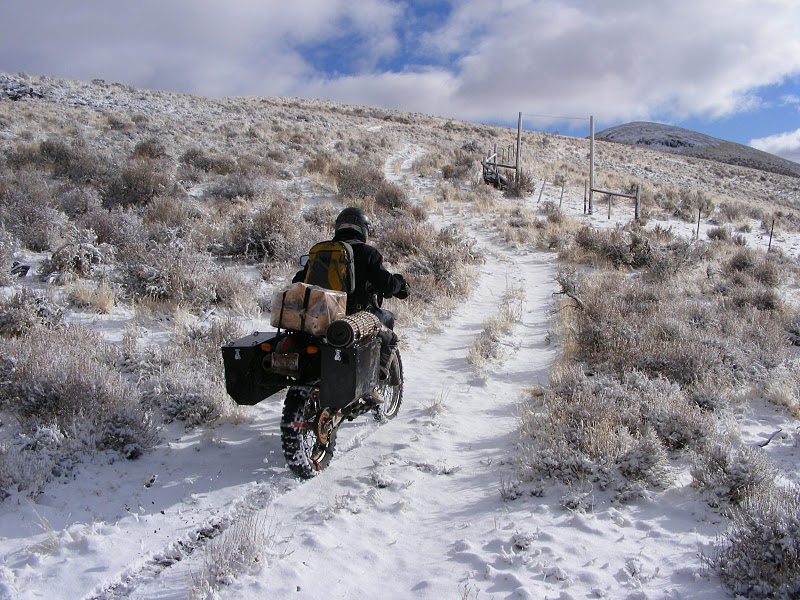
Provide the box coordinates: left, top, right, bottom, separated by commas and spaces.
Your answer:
218, 149, 562, 599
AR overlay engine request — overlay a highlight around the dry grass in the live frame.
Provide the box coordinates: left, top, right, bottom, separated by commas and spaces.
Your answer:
189, 513, 274, 598
68, 279, 117, 313
468, 283, 526, 373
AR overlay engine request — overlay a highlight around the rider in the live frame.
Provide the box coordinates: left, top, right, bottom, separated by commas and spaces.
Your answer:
293, 207, 410, 380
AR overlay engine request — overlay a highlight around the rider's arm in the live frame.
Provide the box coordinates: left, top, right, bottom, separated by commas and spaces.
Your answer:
291, 266, 307, 283
364, 246, 406, 298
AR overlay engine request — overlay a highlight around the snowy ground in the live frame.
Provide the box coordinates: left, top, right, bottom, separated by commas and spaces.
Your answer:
1, 144, 798, 600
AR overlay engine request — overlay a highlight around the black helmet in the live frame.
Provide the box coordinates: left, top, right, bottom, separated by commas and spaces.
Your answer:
335, 207, 370, 242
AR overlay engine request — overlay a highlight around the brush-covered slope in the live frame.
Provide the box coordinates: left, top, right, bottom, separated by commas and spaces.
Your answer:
596, 121, 800, 179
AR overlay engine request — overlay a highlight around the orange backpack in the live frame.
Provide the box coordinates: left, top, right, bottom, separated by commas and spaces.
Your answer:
303, 240, 355, 294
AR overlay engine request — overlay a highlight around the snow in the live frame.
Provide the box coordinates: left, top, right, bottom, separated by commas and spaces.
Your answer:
1, 144, 798, 600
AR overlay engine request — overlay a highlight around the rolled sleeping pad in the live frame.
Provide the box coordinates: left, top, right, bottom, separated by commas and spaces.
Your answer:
326, 311, 382, 348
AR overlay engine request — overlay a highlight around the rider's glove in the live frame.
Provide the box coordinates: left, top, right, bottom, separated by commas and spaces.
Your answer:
393, 274, 410, 300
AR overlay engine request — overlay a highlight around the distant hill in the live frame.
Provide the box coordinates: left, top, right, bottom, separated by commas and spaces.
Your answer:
595, 121, 800, 179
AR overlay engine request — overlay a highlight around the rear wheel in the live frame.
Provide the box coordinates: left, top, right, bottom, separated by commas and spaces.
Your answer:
280, 386, 337, 479
374, 349, 403, 422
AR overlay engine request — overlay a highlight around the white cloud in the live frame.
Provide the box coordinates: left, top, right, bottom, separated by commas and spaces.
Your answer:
398, 0, 800, 123
751, 129, 800, 164
781, 94, 800, 108
0, 0, 400, 96
297, 0, 800, 128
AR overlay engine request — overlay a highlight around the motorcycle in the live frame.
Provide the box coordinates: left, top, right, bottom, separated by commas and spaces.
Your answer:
221, 305, 403, 479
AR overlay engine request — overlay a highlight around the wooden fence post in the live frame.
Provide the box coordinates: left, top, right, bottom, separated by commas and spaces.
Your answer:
768, 218, 775, 251
537, 179, 546, 203
559, 182, 565, 208
584, 180, 587, 214
634, 185, 641, 222
695, 207, 702, 239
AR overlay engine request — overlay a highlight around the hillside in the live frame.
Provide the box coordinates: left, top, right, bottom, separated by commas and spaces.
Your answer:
0, 72, 799, 600
596, 121, 800, 179
3, 72, 800, 212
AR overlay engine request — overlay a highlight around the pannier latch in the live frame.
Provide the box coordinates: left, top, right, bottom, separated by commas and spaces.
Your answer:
334, 349, 342, 361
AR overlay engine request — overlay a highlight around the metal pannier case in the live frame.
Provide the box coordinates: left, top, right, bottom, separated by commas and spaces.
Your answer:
221, 331, 291, 405
319, 337, 380, 409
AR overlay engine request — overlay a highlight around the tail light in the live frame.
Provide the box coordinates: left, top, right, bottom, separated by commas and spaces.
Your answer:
276, 335, 299, 354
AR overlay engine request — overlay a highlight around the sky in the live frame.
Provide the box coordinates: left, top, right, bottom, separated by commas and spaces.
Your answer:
2, 0, 800, 163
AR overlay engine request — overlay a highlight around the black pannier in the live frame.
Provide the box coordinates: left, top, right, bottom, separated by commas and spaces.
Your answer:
221, 331, 292, 405
320, 337, 380, 409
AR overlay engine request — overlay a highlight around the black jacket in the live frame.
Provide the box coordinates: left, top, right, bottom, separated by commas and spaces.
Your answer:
293, 233, 405, 313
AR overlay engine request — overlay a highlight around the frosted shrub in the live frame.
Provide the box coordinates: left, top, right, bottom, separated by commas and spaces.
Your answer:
190, 513, 270, 597
102, 159, 173, 208
17, 138, 112, 184
519, 371, 633, 484
573, 226, 633, 268
632, 371, 713, 449
58, 184, 102, 218
143, 195, 194, 229
301, 202, 338, 229
80, 206, 146, 248
334, 162, 384, 199
97, 405, 158, 459
0, 226, 17, 286
468, 284, 524, 371
441, 149, 474, 181
211, 269, 261, 315
519, 368, 703, 491
383, 220, 483, 305
141, 363, 231, 428
180, 147, 235, 175
712, 485, 800, 598
752, 257, 782, 287
209, 171, 265, 201
504, 170, 535, 198
38, 241, 103, 284
0, 289, 63, 337
0, 170, 68, 251
132, 137, 167, 160
0, 327, 157, 472
728, 247, 755, 273
1, 328, 120, 424
706, 226, 731, 242
0, 437, 59, 498
118, 241, 217, 309
68, 280, 117, 314
759, 365, 800, 415
616, 426, 671, 488
174, 317, 246, 366
728, 280, 782, 312
218, 198, 316, 263
375, 181, 410, 212
691, 439, 778, 507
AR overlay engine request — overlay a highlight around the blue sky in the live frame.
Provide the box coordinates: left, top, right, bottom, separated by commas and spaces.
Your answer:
2, 0, 799, 162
